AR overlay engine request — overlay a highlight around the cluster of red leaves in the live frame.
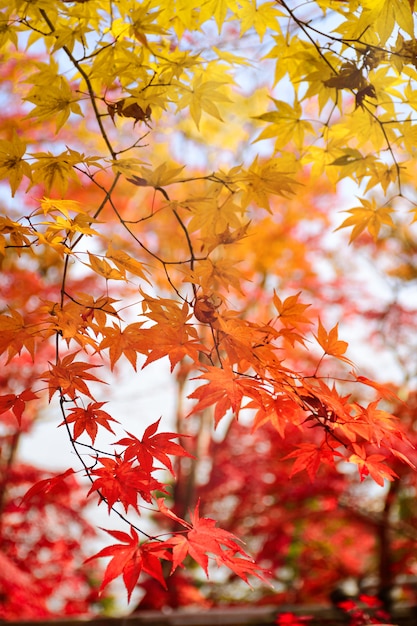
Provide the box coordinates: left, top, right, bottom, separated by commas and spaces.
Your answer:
85, 456, 270, 600
337, 595, 393, 625
0, 460, 104, 620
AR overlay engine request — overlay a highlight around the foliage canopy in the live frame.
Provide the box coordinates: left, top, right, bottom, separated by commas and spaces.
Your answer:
2, 0, 417, 616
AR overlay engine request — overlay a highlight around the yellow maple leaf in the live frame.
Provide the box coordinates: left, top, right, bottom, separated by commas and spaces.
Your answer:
254, 98, 315, 150
178, 75, 232, 129
24, 75, 83, 133
110, 158, 149, 179
106, 243, 150, 284
39, 198, 86, 218
30, 151, 81, 195
200, 0, 239, 32
187, 190, 244, 236
129, 162, 185, 190
0, 132, 32, 196
336, 197, 394, 242
87, 253, 125, 281
182, 257, 244, 294
0, 216, 32, 250
356, 0, 413, 46
237, 0, 283, 41
240, 155, 298, 211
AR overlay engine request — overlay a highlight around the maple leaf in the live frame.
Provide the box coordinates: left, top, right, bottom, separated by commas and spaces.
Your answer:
323, 61, 365, 90
178, 75, 232, 129
126, 162, 185, 191
0, 388, 38, 426
214, 549, 271, 586
241, 155, 298, 211
162, 500, 269, 585
273, 291, 312, 345
274, 291, 312, 328
86, 528, 169, 600
0, 216, 32, 251
184, 257, 245, 295
168, 500, 246, 574
200, 222, 251, 254
336, 197, 394, 242
355, 375, 400, 402
109, 99, 152, 126
0, 309, 38, 361
24, 75, 83, 132
314, 319, 353, 365
43, 351, 105, 400
348, 444, 398, 486
86, 253, 125, 281
0, 131, 32, 196
254, 98, 314, 151
237, 0, 282, 41
99, 322, 147, 371
115, 418, 193, 476
21, 468, 75, 504
47, 301, 100, 350
40, 214, 100, 241
251, 395, 303, 436
63, 401, 118, 444
30, 150, 81, 195
87, 456, 166, 512
106, 243, 150, 283
283, 441, 343, 481
188, 364, 263, 427
139, 301, 207, 371
38, 197, 87, 218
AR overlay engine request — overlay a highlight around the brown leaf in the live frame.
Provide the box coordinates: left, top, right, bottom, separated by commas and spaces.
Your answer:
324, 63, 365, 90
355, 83, 377, 109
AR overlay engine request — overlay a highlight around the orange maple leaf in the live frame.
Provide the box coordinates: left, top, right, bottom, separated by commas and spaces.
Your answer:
43, 351, 104, 400
315, 319, 353, 365
99, 322, 147, 370
348, 444, 398, 486
139, 299, 207, 371
188, 363, 263, 426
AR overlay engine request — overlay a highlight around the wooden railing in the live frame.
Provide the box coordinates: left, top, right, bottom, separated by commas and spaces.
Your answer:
7, 604, 417, 626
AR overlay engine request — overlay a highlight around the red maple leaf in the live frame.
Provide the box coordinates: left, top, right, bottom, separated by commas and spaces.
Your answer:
0, 388, 38, 426
86, 527, 170, 600
63, 401, 118, 443
214, 549, 271, 586
161, 499, 267, 584
21, 468, 75, 504
283, 441, 342, 481
87, 456, 167, 512
115, 418, 193, 475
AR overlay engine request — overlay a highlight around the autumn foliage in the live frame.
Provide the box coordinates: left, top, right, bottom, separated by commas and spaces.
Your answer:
1, 0, 417, 619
